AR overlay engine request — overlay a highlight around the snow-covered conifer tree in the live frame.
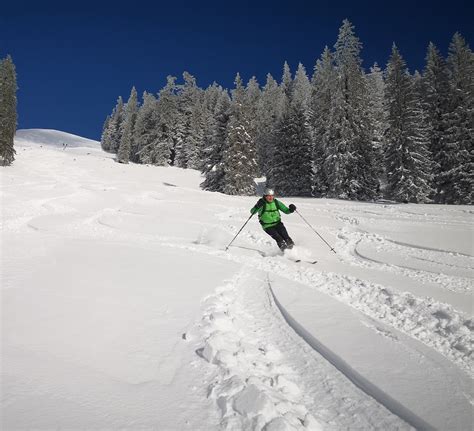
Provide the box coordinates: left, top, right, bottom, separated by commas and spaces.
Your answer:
156, 76, 180, 166
133, 91, 170, 165
311, 47, 334, 196
384, 45, 434, 202
422, 42, 451, 202
201, 88, 231, 192
118, 87, 138, 164
223, 74, 258, 195
100, 115, 112, 151
281, 61, 292, 100
324, 20, 379, 200
174, 72, 201, 168
245, 76, 261, 171
0, 55, 17, 166
255, 74, 283, 176
293, 62, 312, 109
441, 33, 473, 204
270, 63, 313, 196
106, 96, 125, 153
366, 63, 388, 185
186, 98, 205, 169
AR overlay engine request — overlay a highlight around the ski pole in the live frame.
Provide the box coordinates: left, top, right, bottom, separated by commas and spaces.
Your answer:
225, 213, 255, 251
296, 210, 336, 254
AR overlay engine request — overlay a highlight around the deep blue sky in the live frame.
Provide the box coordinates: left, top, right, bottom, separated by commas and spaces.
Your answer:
2, 0, 473, 140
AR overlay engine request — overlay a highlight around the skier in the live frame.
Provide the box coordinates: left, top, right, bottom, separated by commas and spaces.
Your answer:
250, 188, 297, 251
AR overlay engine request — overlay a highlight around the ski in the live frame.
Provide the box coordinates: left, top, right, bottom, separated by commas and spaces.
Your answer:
293, 259, 318, 264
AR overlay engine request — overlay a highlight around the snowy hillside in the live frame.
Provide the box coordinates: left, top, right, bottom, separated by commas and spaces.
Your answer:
15, 129, 102, 149
2, 130, 473, 430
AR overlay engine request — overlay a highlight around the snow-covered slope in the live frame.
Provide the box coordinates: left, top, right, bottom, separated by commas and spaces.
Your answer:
1, 130, 473, 430
15, 128, 101, 149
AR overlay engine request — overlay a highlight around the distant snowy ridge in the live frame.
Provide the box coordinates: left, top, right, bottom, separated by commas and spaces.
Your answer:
15, 129, 100, 149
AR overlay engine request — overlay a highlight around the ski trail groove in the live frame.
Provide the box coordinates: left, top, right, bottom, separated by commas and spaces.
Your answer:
192, 268, 411, 430
267, 276, 434, 431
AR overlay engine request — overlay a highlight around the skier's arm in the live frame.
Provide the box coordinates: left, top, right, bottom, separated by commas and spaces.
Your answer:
275, 199, 291, 214
251, 198, 265, 215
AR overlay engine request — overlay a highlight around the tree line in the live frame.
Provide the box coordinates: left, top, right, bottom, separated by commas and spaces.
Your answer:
101, 20, 473, 204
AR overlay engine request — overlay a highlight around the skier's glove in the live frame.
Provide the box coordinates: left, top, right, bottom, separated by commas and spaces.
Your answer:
289, 204, 296, 213
255, 198, 265, 208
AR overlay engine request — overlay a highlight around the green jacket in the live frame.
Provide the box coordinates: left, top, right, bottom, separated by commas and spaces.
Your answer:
250, 199, 291, 229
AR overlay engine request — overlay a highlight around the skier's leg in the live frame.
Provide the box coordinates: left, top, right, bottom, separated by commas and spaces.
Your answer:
277, 222, 294, 248
264, 226, 287, 251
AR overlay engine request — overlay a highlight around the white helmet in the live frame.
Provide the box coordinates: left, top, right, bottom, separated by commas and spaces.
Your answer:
264, 188, 275, 196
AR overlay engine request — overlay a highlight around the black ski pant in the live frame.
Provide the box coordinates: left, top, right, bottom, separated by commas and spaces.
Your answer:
264, 222, 294, 251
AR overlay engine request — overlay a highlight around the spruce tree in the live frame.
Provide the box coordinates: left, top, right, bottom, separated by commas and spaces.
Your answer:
133, 91, 171, 165
223, 74, 258, 195
384, 45, 434, 202
156, 76, 180, 165
324, 20, 379, 200
441, 33, 474, 204
118, 87, 138, 164
107, 96, 125, 153
367, 63, 388, 186
186, 99, 205, 169
0, 55, 17, 166
311, 47, 334, 196
100, 115, 112, 151
245, 76, 261, 173
281, 61, 293, 100
255, 74, 283, 176
175, 72, 201, 168
272, 103, 313, 196
270, 62, 313, 196
422, 42, 451, 202
266, 63, 293, 189
201, 88, 231, 192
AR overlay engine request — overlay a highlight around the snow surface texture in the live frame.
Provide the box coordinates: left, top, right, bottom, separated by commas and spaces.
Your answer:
1, 129, 473, 430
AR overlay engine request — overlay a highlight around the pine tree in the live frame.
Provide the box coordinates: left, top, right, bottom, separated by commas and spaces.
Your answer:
293, 62, 312, 109
118, 87, 138, 164
223, 74, 258, 195
199, 83, 222, 173
311, 47, 334, 196
384, 45, 434, 202
266, 63, 294, 189
245, 76, 261, 173
270, 62, 313, 196
422, 42, 451, 202
366, 63, 388, 185
255, 74, 283, 176
201, 88, 231, 192
156, 76, 180, 165
441, 33, 474, 204
281, 61, 293, 100
186, 98, 205, 169
174, 72, 201, 168
325, 20, 379, 200
106, 96, 125, 153
133, 91, 171, 165
100, 115, 112, 151
0, 55, 17, 166
272, 103, 313, 196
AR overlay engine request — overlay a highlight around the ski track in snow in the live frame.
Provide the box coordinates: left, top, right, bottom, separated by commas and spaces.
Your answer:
190, 269, 411, 430
336, 227, 473, 294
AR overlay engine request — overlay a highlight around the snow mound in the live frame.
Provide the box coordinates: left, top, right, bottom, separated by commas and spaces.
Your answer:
15, 129, 100, 149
